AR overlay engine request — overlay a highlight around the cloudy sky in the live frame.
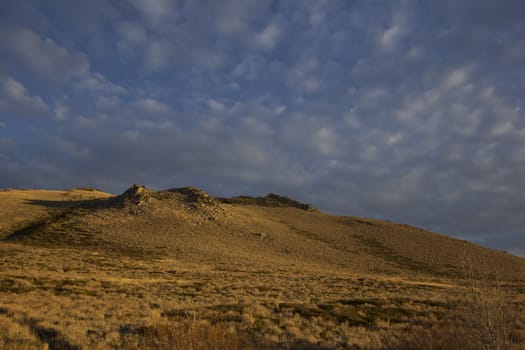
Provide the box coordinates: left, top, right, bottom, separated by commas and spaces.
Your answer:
1, 0, 524, 255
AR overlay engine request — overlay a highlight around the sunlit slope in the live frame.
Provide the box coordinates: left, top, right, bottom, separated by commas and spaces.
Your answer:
0, 188, 112, 239
2, 185, 524, 279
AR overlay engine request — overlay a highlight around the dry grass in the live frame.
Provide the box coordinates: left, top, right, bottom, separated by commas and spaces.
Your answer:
0, 187, 524, 349
119, 315, 249, 350
1, 242, 523, 349
454, 266, 522, 350
0, 313, 46, 349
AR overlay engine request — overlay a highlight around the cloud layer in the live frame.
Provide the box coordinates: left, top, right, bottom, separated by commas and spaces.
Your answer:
1, 0, 524, 255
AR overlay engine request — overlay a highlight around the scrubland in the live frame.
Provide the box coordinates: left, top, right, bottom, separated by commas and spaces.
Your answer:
0, 187, 524, 349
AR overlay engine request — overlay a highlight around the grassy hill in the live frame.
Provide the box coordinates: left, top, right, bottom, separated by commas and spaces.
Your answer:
1, 185, 524, 349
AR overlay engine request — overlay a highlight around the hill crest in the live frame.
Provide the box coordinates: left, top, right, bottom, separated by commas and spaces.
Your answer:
112, 184, 314, 213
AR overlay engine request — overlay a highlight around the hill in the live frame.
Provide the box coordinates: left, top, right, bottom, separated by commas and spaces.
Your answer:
1, 185, 524, 349
3, 184, 523, 279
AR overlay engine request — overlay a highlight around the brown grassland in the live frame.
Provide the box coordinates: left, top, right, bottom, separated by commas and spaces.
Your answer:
0, 185, 524, 349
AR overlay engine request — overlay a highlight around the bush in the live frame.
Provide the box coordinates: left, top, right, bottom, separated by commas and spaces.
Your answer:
120, 315, 251, 350
454, 267, 520, 350
381, 266, 522, 350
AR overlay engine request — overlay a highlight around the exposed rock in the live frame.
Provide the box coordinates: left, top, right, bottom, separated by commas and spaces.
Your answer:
166, 187, 218, 206
218, 193, 314, 210
116, 184, 151, 207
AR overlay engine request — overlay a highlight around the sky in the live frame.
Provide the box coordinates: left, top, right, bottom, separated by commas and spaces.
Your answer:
1, 0, 525, 255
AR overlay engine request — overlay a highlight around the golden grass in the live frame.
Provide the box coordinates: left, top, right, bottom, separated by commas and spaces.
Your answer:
0, 187, 524, 349
1, 242, 523, 349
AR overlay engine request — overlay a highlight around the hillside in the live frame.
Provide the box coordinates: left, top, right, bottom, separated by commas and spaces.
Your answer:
0, 187, 112, 240
1, 185, 525, 349
2, 184, 523, 279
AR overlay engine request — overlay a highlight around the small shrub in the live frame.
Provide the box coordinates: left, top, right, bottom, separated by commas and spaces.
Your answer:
380, 324, 464, 350
454, 267, 520, 350
120, 315, 251, 350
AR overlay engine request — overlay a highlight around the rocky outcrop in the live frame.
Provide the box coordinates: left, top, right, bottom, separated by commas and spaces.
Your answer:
116, 184, 152, 207
166, 187, 217, 206
218, 193, 313, 210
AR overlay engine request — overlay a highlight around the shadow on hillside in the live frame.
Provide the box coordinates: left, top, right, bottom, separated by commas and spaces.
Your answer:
28, 319, 81, 350
23, 199, 93, 208
24, 198, 114, 209
123, 320, 341, 350
283, 344, 335, 350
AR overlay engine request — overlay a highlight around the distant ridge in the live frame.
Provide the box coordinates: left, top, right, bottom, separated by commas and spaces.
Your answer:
218, 193, 313, 210
116, 184, 219, 207
115, 184, 312, 210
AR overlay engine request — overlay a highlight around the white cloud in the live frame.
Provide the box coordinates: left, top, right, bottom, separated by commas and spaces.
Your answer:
207, 99, 225, 112
132, 98, 171, 115
254, 23, 281, 50
289, 57, 323, 93
489, 121, 513, 137
313, 127, 339, 156
240, 117, 274, 138
115, 21, 148, 56
213, 0, 264, 36
143, 39, 175, 72
386, 132, 403, 145
443, 67, 469, 88
281, 115, 342, 157
74, 72, 126, 95
138, 119, 175, 131
232, 55, 266, 79
395, 98, 427, 122
115, 22, 176, 73
75, 114, 110, 129
129, 0, 177, 24
275, 105, 287, 114
123, 130, 141, 141
95, 96, 122, 110
344, 109, 361, 129
54, 99, 69, 121
0, 77, 48, 117
300, 78, 321, 93
0, 26, 125, 101
116, 21, 148, 43
0, 27, 89, 81
309, 11, 326, 27
51, 136, 92, 159
380, 25, 403, 49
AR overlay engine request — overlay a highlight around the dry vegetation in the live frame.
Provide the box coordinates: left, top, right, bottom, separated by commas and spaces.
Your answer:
0, 186, 524, 349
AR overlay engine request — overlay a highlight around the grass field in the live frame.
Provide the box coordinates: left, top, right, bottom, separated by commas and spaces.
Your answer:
1, 187, 524, 349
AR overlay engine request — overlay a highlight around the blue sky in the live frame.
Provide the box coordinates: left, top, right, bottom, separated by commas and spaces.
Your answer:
1, 0, 525, 255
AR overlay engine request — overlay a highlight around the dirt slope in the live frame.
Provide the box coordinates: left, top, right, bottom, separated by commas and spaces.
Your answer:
2, 185, 524, 280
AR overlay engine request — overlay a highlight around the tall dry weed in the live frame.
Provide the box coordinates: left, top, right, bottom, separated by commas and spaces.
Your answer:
381, 262, 522, 350
453, 264, 520, 350
120, 311, 250, 350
